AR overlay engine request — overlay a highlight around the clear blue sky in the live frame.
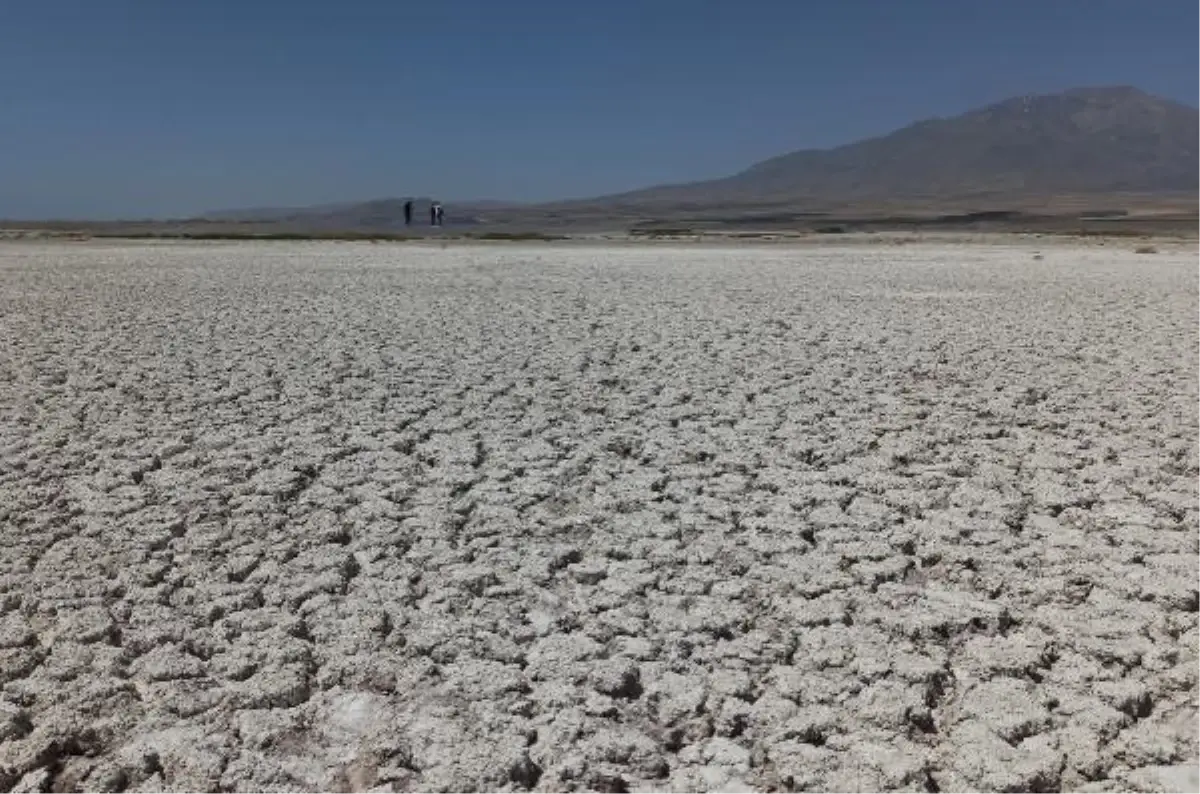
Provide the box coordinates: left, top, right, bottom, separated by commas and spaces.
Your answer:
1, 0, 1196, 218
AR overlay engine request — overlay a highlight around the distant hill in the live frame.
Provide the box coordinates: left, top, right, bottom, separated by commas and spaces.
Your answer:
208, 86, 1197, 228
204, 198, 522, 228
573, 86, 1197, 209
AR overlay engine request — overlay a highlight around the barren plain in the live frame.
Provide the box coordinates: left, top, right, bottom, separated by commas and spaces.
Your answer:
1, 240, 1197, 792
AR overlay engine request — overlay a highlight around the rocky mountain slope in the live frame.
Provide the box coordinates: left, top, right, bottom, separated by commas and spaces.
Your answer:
599, 86, 1196, 207
207, 86, 1197, 227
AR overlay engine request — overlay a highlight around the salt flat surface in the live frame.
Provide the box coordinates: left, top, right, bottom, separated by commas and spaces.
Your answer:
0, 241, 1196, 792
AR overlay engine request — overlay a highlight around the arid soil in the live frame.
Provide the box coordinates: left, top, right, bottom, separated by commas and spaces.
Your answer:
1, 240, 1196, 792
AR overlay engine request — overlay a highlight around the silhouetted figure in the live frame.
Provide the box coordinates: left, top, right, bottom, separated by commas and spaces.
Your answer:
430, 202, 438, 227
435, 203, 445, 227
403, 200, 413, 226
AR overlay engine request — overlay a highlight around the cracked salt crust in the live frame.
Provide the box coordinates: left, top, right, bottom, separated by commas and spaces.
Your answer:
0, 240, 1196, 792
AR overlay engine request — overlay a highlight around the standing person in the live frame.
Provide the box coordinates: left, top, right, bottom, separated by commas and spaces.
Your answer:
430, 202, 438, 227
435, 202, 445, 227
403, 199, 413, 226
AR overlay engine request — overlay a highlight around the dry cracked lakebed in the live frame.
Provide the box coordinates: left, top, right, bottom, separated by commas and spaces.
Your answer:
0, 240, 1197, 792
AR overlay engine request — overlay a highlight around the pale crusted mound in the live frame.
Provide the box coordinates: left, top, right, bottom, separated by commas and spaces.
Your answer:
0, 241, 1196, 792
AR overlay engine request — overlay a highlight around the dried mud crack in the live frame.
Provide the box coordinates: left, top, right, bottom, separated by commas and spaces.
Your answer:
1, 240, 1196, 792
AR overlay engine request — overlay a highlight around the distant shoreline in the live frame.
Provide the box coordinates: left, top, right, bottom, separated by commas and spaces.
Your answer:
3, 202, 1195, 244
2, 229, 1195, 249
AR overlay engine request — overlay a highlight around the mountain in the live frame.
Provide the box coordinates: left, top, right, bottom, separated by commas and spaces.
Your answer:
208, 86, 1197, 227
568, 86, 1196, 209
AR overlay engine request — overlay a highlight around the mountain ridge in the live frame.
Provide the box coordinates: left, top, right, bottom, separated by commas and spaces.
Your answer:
207, 86, 1198, 226
556, 85, 1197, 209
